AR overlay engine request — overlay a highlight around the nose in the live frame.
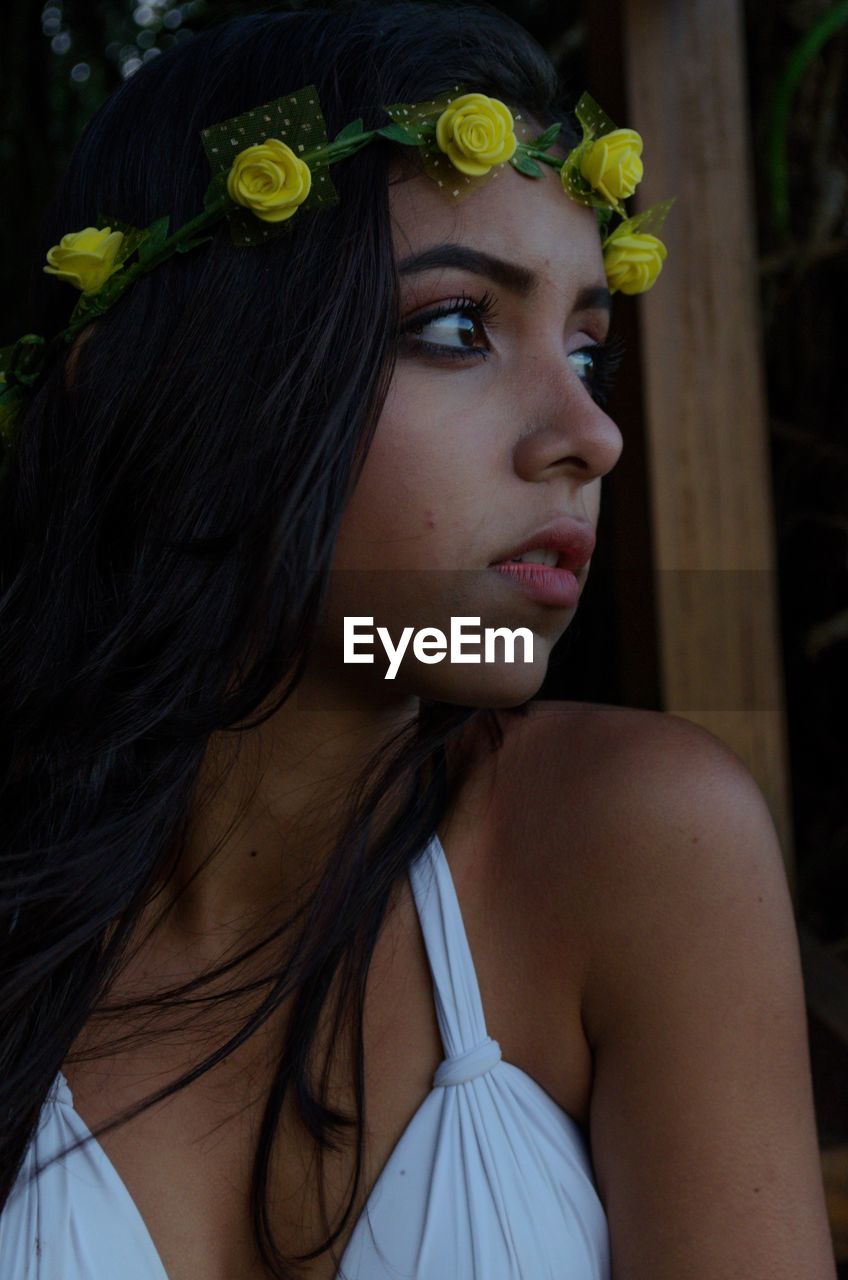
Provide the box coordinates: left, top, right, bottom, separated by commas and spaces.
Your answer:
511, 348, 624, 485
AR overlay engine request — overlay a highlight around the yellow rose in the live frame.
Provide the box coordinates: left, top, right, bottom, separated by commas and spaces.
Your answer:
603, 231, 667, 295
43, 227, 124, 294
435, 92, 517, 177
226, 138, 312, 223
579, 128, 644, 204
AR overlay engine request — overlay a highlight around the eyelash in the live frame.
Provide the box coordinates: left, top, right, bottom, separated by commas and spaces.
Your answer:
399, 288, 501, 361
398, 288, 627, 410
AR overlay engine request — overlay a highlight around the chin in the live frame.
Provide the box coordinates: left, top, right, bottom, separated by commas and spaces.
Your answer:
406, 652, 552, 707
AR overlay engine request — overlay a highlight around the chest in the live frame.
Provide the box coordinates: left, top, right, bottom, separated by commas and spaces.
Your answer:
60, 815, 593, 1280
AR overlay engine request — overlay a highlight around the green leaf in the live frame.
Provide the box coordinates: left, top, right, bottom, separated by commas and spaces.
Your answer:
334, 118, 364, 143
510, 151, 544, 178
175, 234, 214, 254
0, 394, 22, 446
532, 122, 563, 149
137, 214, 171, 265
0, 334, 47, 388
68, 293, 99, 326
376, 122, 422, 146
203, 170, 229, 211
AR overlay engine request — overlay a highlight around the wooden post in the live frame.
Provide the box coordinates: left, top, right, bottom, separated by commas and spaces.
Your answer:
586, 0, 796, 896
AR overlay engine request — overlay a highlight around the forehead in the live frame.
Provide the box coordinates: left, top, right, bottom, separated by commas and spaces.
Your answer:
387, 147, 606, 294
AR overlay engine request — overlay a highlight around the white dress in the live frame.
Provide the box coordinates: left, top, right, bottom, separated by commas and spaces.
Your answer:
1, 831, 611, 1278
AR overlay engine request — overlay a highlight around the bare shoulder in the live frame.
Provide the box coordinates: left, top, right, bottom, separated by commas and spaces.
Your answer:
513, 700, 836, 1279
512, 698, 795, 1035
472, 698, 733, 1027
486, 697, 750, 945
507, 695, 783, 888
515, 701, 789, 1011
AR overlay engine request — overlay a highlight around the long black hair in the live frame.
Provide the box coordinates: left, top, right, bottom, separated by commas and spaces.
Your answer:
0, 2, 582, 1274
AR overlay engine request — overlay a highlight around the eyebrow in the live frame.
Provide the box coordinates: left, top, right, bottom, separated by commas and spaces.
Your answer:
396, 242, 611, 313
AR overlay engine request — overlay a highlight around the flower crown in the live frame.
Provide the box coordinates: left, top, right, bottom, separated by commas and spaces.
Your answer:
0, 83, 674, 474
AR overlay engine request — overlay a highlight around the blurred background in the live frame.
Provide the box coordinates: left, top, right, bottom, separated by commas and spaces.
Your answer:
1, 0, 846, 1266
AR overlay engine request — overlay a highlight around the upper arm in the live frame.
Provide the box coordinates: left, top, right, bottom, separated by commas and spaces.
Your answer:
576, 712, 836, 1280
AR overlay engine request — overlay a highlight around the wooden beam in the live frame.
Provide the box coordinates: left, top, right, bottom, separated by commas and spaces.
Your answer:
588, 0, 795, 893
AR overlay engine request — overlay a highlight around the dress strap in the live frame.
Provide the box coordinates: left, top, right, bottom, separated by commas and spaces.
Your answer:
408, 834, 501, 1079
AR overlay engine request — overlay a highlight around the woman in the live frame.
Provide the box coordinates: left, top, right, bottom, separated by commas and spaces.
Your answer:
0, 1, 835, 1278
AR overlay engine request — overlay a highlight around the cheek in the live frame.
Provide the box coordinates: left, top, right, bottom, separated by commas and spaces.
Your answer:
333, 372, 490, 571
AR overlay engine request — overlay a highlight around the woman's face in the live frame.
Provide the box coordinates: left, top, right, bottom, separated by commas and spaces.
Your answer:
323, 134, 624, 707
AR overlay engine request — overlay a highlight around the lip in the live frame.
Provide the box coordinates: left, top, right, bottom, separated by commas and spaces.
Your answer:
487, 517, 597, 572
488, 561, 581, 608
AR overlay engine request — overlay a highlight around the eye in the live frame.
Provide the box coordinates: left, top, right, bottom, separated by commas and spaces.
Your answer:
568, 333, 627, 410
398, 289, 498, 362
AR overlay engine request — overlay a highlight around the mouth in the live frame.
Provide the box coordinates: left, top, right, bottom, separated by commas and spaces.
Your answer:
487, 517, 596, 574
493, 549, 576, 571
